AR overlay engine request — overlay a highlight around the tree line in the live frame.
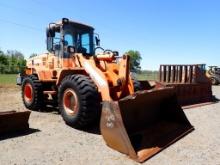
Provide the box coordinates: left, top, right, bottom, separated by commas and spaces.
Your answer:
0, 49, 143, 74
0, 49, 26, 74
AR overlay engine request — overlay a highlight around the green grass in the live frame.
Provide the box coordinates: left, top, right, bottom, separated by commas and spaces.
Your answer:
0, 71, 158, 86
137, 71, 158, 81
0, 74, 17, 85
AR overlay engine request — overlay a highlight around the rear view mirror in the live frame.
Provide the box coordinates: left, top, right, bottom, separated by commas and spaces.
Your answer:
95, 36, 100, 46
46, 27, 55, 37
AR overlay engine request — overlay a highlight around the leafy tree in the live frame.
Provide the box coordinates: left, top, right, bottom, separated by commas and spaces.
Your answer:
0, 51, 8, 65
0, 49, 26, 74
126, 50, 142, 73
0, 49, 7, 73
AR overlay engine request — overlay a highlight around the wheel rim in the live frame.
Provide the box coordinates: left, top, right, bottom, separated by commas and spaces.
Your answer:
63, 88, 79, 116
24, 83, 33, 103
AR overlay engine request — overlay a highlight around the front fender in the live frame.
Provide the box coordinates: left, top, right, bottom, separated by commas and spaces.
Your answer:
56, 69, 86, 85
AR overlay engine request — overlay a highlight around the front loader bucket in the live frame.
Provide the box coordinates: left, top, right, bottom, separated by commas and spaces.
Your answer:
100, 87, 194, 162
0, 110, 31, 135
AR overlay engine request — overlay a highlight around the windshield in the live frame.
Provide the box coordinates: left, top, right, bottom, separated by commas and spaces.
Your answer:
63, 25, 94, 55
80, 33, 90, 54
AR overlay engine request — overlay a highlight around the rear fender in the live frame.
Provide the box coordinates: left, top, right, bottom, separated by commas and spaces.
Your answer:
24, 67, 47, 81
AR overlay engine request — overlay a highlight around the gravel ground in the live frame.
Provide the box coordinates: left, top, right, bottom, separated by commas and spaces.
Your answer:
0, 86, 220, 165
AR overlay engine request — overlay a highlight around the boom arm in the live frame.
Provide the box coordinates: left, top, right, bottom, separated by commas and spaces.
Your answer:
77, 54, 134, 101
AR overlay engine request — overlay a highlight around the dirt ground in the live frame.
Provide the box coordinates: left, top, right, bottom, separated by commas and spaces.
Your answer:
0, 86, 220, 165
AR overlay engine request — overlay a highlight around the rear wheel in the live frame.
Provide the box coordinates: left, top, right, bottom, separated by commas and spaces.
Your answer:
22, 75, 44, 111
58, 74, 101, 128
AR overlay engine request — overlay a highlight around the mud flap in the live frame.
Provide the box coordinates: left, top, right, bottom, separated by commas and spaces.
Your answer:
0, 111, 31, 134
100, 87, 194, 162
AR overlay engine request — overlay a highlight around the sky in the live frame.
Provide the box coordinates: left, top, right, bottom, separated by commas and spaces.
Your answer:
0, 0, 219, 70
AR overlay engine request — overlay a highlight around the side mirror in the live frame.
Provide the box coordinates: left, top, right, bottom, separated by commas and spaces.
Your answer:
46, 27, 55, 37
95, 36, 100, 46
46, 37, 53, 51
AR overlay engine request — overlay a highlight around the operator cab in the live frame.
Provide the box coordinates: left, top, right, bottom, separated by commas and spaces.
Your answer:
46, 18, 97, 57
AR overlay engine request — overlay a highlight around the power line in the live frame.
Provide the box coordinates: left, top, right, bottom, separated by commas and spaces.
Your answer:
0, 2, 45, 32
0, 2, 35, 16
0, 18, 43, 32
0, 1, 58, 30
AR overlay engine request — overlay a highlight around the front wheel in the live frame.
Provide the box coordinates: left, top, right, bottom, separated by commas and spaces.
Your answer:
21, 75, 44, 111
58, 74, 101, 128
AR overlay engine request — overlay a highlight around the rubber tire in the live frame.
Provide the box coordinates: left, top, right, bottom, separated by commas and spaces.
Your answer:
132, 78, 142, 92
21, 75, 44, 111
58, 74, 101, 128
211, 77, 218, 85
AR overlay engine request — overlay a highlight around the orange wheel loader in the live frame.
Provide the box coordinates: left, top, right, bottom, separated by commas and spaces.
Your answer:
17, 18, 194, 162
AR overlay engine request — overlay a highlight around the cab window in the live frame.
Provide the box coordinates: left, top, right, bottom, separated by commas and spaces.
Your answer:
64, 33, 74, 46
54, 32, 60, 46
54, 32, 61, 56
81, 33, 90, 54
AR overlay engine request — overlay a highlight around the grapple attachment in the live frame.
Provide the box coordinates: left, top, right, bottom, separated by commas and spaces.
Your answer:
100, 87, 193, 162
0, 111, 31, 135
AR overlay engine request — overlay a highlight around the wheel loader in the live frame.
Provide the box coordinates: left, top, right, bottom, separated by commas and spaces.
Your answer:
17, 18, 193, 162
206, 66, 220, 85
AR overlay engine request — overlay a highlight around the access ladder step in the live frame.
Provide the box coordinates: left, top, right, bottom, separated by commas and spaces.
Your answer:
43, 91, 57, 95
